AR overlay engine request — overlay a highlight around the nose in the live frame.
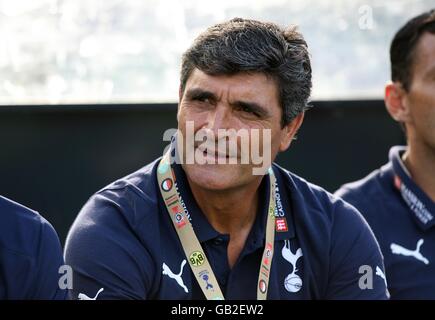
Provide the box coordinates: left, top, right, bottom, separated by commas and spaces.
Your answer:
205, 104, 232, 136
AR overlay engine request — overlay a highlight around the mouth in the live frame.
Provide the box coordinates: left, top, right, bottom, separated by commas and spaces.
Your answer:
200, 147, 229, 160
195, 144, 238, 163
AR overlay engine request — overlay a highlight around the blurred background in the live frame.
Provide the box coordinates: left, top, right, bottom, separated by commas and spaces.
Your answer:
0, 0, 433, 243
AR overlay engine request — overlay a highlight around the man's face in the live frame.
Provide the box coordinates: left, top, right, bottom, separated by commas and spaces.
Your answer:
177, 69, 302, 191
404, 32, 435, 150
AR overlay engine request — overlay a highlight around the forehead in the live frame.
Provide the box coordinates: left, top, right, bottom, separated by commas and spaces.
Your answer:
412, 32, 435, 78
185, 69, 280, 102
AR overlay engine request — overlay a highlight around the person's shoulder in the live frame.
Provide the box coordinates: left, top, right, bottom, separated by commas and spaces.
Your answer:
335, 163, 392, 201
0, 195, 66, 299
0, 195, 59, 258
274, 163, 378, 240
274, 164, 388, 299
89, 158, 160, 217
100, 157, 161, 202
274, 163, 330, 197
0, 194, 39, 219
334, 162, 395, 220
274, 164, 347, 220
67, 158, 162, 245
64, 160, 163, 299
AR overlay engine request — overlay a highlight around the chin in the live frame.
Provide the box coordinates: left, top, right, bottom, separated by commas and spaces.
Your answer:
183, 163, 243, 191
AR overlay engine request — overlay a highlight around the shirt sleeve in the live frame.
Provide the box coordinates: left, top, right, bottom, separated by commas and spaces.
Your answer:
326, 199, 389, 299
64, 192, 156, 300
31, 219, 68, 299
0, 213, 67, 299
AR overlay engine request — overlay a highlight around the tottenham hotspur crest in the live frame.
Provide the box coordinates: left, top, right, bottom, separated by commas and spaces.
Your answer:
282, 240, 303, 293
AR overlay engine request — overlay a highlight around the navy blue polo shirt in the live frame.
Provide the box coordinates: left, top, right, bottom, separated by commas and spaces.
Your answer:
335, 146, 435, 299
65, 156, 388, 300
0, 195, 67, 299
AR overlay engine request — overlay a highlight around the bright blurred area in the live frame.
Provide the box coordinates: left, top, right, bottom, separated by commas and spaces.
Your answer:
0, 0, 433, 105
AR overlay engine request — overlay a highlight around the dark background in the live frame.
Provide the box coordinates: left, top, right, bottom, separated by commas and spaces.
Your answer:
0, 100, 404, 244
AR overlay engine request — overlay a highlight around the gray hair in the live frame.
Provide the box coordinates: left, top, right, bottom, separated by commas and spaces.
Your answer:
180, 18, 312, 126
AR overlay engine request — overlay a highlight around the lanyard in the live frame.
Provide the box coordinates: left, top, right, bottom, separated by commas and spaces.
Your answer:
157, 149, 277, 300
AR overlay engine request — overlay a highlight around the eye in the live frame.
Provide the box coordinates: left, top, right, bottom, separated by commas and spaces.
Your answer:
194, 96, 211, 103
238, 105, 260, 117
188, 92, 214, 104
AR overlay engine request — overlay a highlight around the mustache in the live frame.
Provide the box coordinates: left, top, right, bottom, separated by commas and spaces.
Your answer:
193, 139, 241, 158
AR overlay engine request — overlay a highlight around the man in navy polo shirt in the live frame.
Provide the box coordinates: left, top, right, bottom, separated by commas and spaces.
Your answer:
336, 10, 435, 299
65, 18, 388, 300
0, 195, 67, 299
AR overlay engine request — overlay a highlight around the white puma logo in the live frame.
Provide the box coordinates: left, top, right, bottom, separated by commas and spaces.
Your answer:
282, 240, 303, 293
390, 239, 429, 265
162, 259, 189, 293
78, 288, 104, 300
375, 266, 388, 287
375, 266, 390, 298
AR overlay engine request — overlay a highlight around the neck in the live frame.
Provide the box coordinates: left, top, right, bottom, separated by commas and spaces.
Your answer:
187, 178, 263, 235
187, 176, 264, 268
402, 141, 435, 202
